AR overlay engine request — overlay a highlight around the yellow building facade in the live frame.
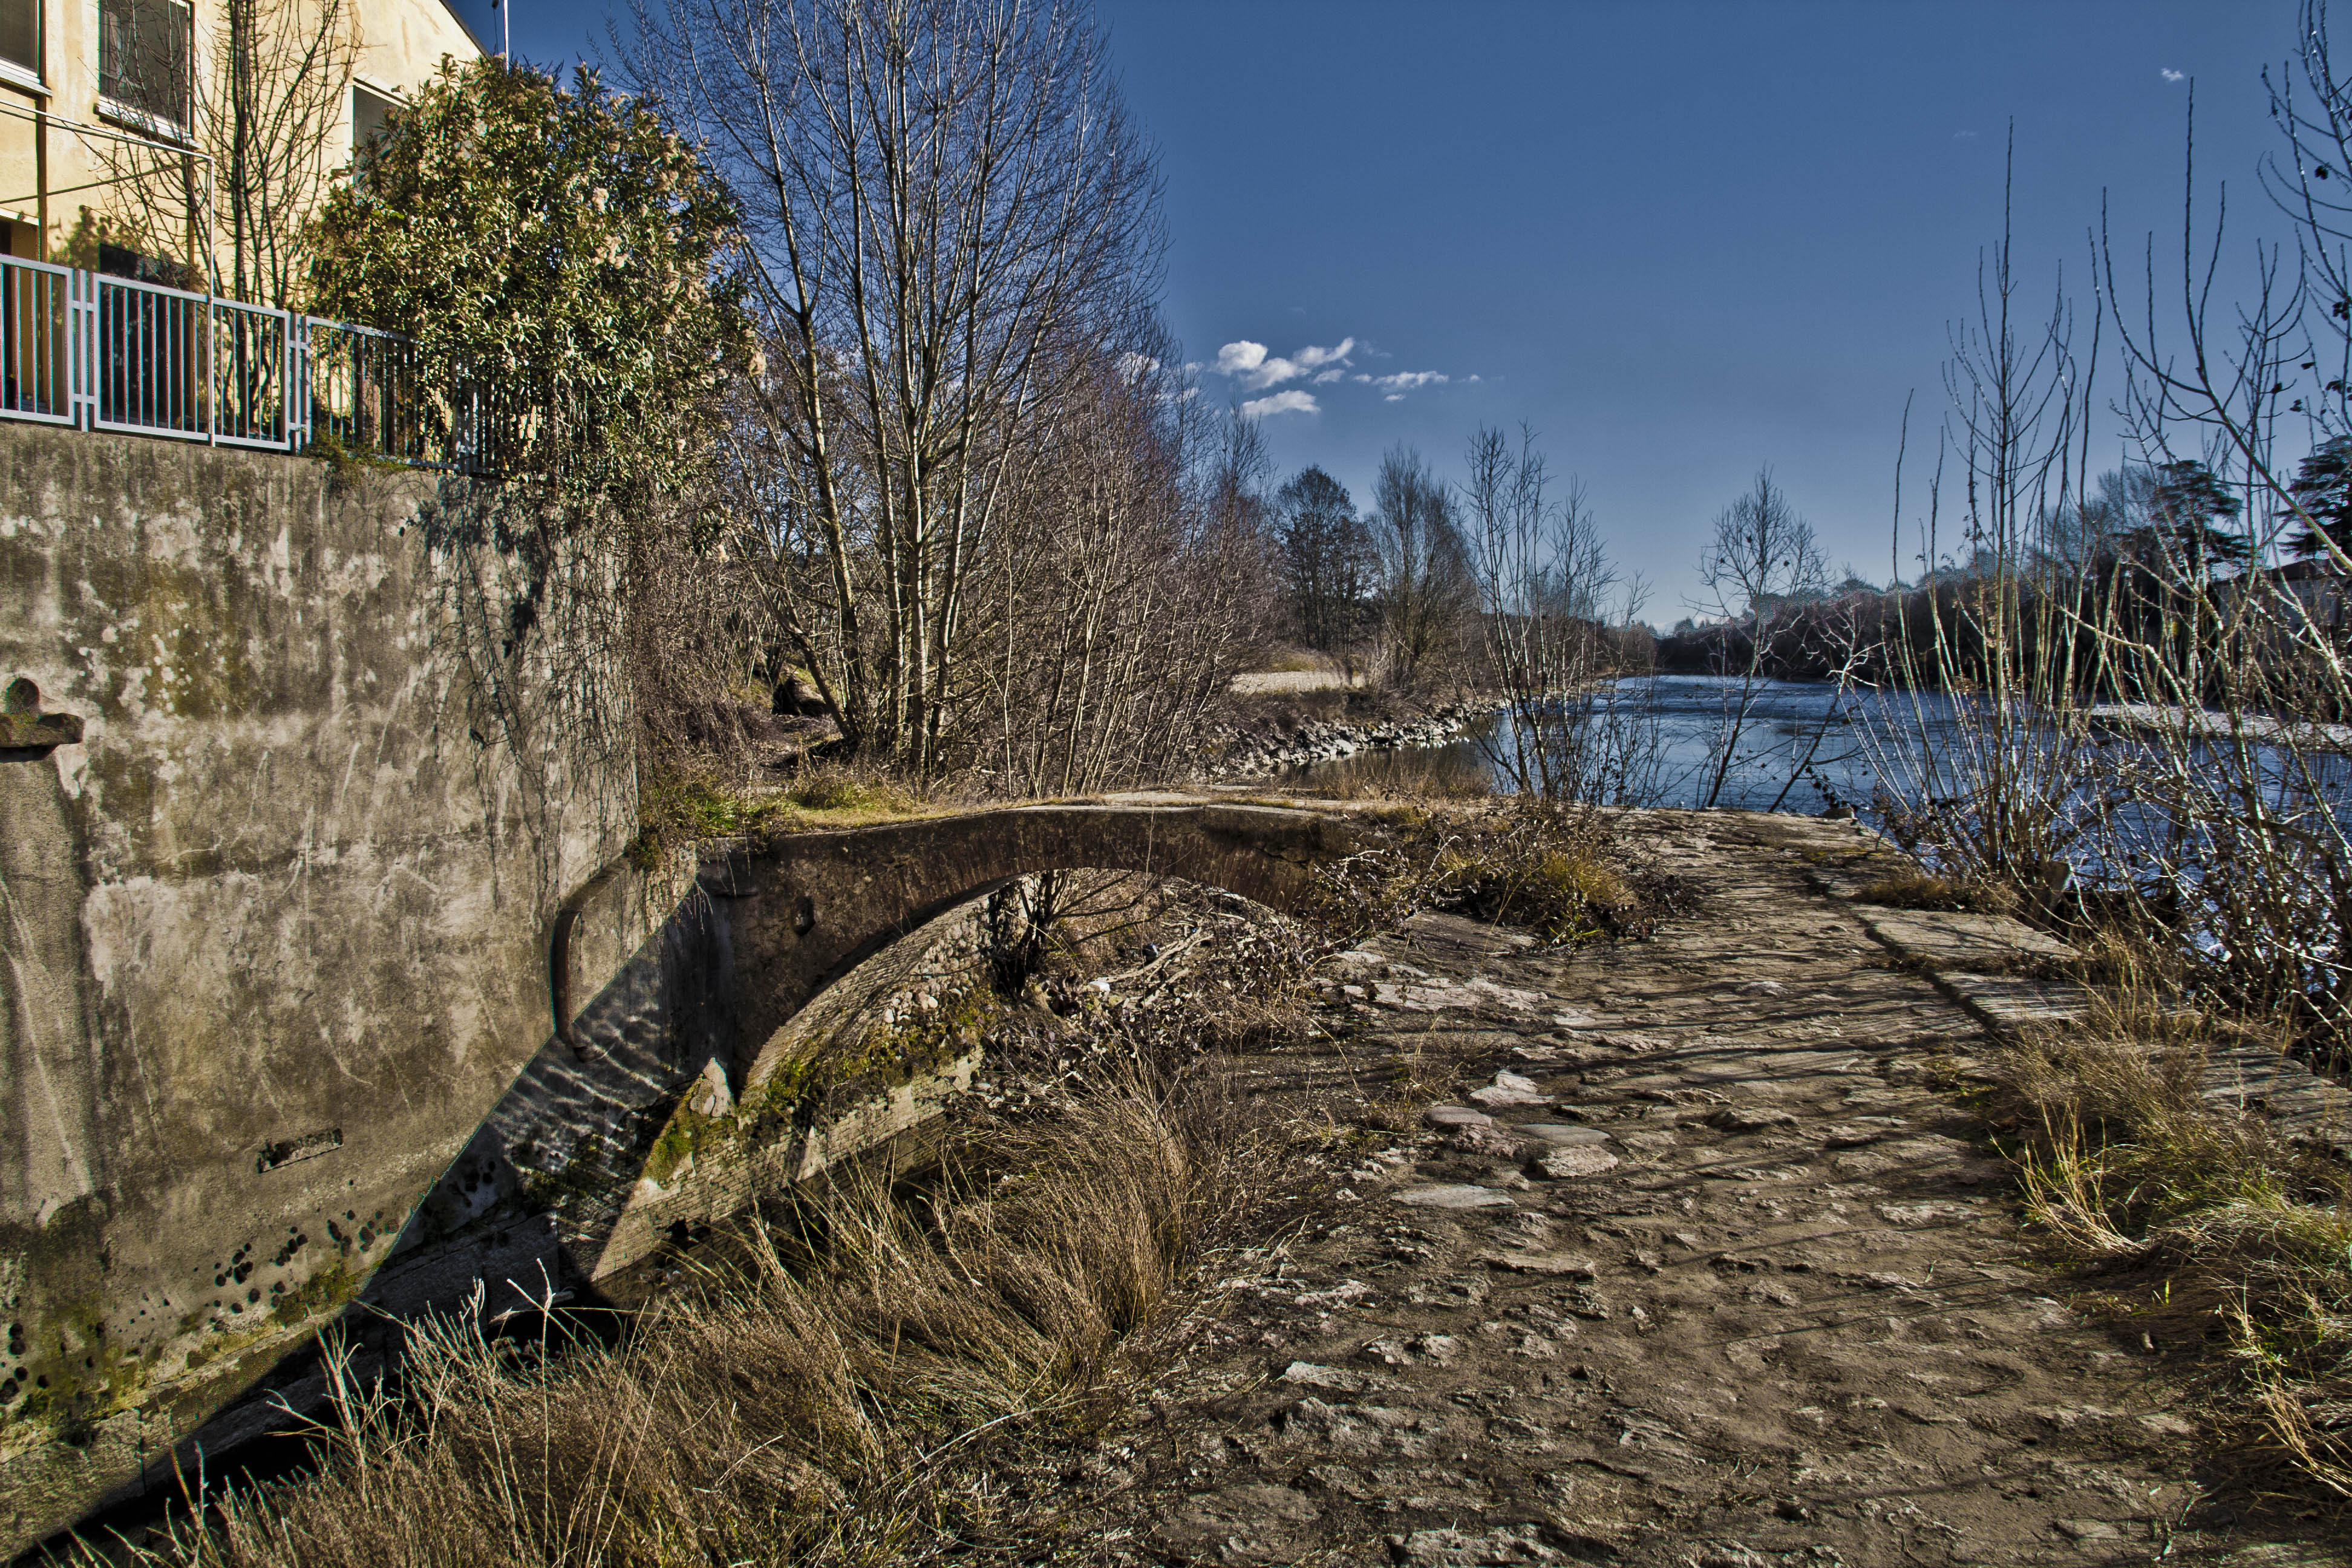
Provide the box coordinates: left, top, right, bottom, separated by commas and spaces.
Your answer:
0, 0, 481, 291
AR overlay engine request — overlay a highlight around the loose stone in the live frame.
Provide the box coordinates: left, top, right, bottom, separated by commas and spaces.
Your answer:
1387, 1525, 1565, 1566
1450, 1123, 1532, 1158
1514, 1123, 1610, 1147
1534, 1146, 1620, 1179
1469, 1071, 1550, 1108
1476, 1250, 1599, 1279
1705, 1105, 1798, 1131
1394, 1184, 1517, 1210
1278, 1361, 1403, 1393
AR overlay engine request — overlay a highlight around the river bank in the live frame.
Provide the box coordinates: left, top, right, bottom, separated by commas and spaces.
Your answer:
1206, 694, 1509, 779
70, 802, 2351, 1566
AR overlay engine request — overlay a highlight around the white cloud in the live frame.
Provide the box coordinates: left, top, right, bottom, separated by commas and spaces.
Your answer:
1214, 341, 1268, 376
1241, 389, 1318, 418
2162, 67, 2185, 82
1116, 352, 1160, 384
1291, 339, 1354, 371
1384, 394, 1405, 402
1210, 336, 1356, 390
1209, 336, 1466, 405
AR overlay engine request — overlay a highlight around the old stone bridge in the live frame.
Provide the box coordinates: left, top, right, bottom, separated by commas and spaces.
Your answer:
0, 425, 1368, 1549
533, 795, 1368, 1288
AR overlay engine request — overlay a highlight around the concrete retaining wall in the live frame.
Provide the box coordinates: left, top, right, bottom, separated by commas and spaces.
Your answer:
0, 426, 673, 1547
0, 437, 1376, 1551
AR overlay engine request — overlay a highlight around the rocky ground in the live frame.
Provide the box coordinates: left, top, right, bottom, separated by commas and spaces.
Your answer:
1052, 809, 2348, 1567
1207, 698, 1504, 778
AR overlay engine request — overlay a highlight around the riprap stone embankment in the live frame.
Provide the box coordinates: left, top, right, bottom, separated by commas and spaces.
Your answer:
1209, 698, 1506, 778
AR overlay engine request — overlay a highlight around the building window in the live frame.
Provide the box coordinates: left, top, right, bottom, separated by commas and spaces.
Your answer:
351, 83, 395, 161
97, 241, 191, 287
0, 0, 39, 82
100, 0, 189, 129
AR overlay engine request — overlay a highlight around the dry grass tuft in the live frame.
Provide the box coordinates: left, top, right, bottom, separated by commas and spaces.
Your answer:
636, 758, 937, 852
1415, 802, 1681, 944
1258, 647, 1341, 676
84, 1072, 1279, 1567
1993, 951, 2352, 1498
1282, 746, 1495, 803
779, 764, 923, 817
1858, 864, 2016, 915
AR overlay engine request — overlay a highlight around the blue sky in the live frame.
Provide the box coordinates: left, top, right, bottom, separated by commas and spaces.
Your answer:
482, 0, 2295, 616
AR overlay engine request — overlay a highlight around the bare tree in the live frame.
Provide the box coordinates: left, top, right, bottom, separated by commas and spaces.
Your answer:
97, 0, 360, 305
1370, 443, 1472, 689
1462, 423, 1659, 804
632, 0, 1162, 775
1690, 467, 1829, 808
1856, 130, 2106, 889
968, 337, 1263, 793
2053, 9, 2352, 1050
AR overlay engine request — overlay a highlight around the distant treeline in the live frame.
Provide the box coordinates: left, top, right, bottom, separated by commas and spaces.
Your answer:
1655, 564, 2347, 704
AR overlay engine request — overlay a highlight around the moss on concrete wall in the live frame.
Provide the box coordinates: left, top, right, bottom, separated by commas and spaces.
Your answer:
0, 426, 644, 1549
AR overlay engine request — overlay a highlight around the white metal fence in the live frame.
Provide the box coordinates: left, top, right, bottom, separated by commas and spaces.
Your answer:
0, 253, 520, 471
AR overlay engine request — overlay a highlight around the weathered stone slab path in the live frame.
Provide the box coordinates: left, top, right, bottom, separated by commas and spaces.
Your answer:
1073, 810, 2350, 1566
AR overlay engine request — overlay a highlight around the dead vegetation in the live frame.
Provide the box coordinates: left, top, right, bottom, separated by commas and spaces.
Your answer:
1855, 864, 2017, 916
1277, 744, 1495, 802
1990, 946, 2352, 1500
59, 802, 1687, 1567
73, 1018, 1295, 1568
1417, 803, 1690, 944
634, 757, 939, 853
64, 857, 1379, 1566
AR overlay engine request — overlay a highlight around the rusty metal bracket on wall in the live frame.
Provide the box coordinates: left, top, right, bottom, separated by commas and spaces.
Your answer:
0, 677, 81, 760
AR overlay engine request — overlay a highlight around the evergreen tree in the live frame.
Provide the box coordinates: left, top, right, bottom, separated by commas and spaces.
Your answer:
2289, 436, 2352, 562
2125, 460, 2251, 579
310, 57, 746, 509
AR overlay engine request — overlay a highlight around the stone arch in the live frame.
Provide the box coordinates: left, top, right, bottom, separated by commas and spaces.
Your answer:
580, 800, 1367, 1278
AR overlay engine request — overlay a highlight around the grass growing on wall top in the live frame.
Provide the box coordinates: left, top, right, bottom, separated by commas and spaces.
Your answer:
636, 761, 935, 851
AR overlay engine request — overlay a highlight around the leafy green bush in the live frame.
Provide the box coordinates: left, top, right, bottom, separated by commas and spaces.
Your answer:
310, 57, 747, 510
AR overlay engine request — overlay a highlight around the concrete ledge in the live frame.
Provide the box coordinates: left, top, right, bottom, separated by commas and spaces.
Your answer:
590, 1048, 982, 1281
1813, 866, 2352, 1156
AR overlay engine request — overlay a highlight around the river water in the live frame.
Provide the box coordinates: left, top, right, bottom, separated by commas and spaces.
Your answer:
1289, 675, 1960, 812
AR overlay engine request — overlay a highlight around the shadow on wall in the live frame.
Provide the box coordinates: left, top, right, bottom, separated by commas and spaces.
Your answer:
0, 425, 645, 1552
160, 857, 1048, 1481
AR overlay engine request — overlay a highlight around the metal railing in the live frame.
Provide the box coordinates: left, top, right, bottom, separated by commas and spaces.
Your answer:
90, 270, 207, 440
0, 258, 73, 425
0, 255, 521, 474
307, 318, 431, 462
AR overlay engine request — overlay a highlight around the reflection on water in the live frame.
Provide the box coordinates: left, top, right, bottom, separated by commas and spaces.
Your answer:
1290, 676, 1962, 812
1293, 675, 2352, 829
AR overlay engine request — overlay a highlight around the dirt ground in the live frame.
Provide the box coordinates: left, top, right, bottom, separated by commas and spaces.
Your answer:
1062, 810, 2350, 1567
